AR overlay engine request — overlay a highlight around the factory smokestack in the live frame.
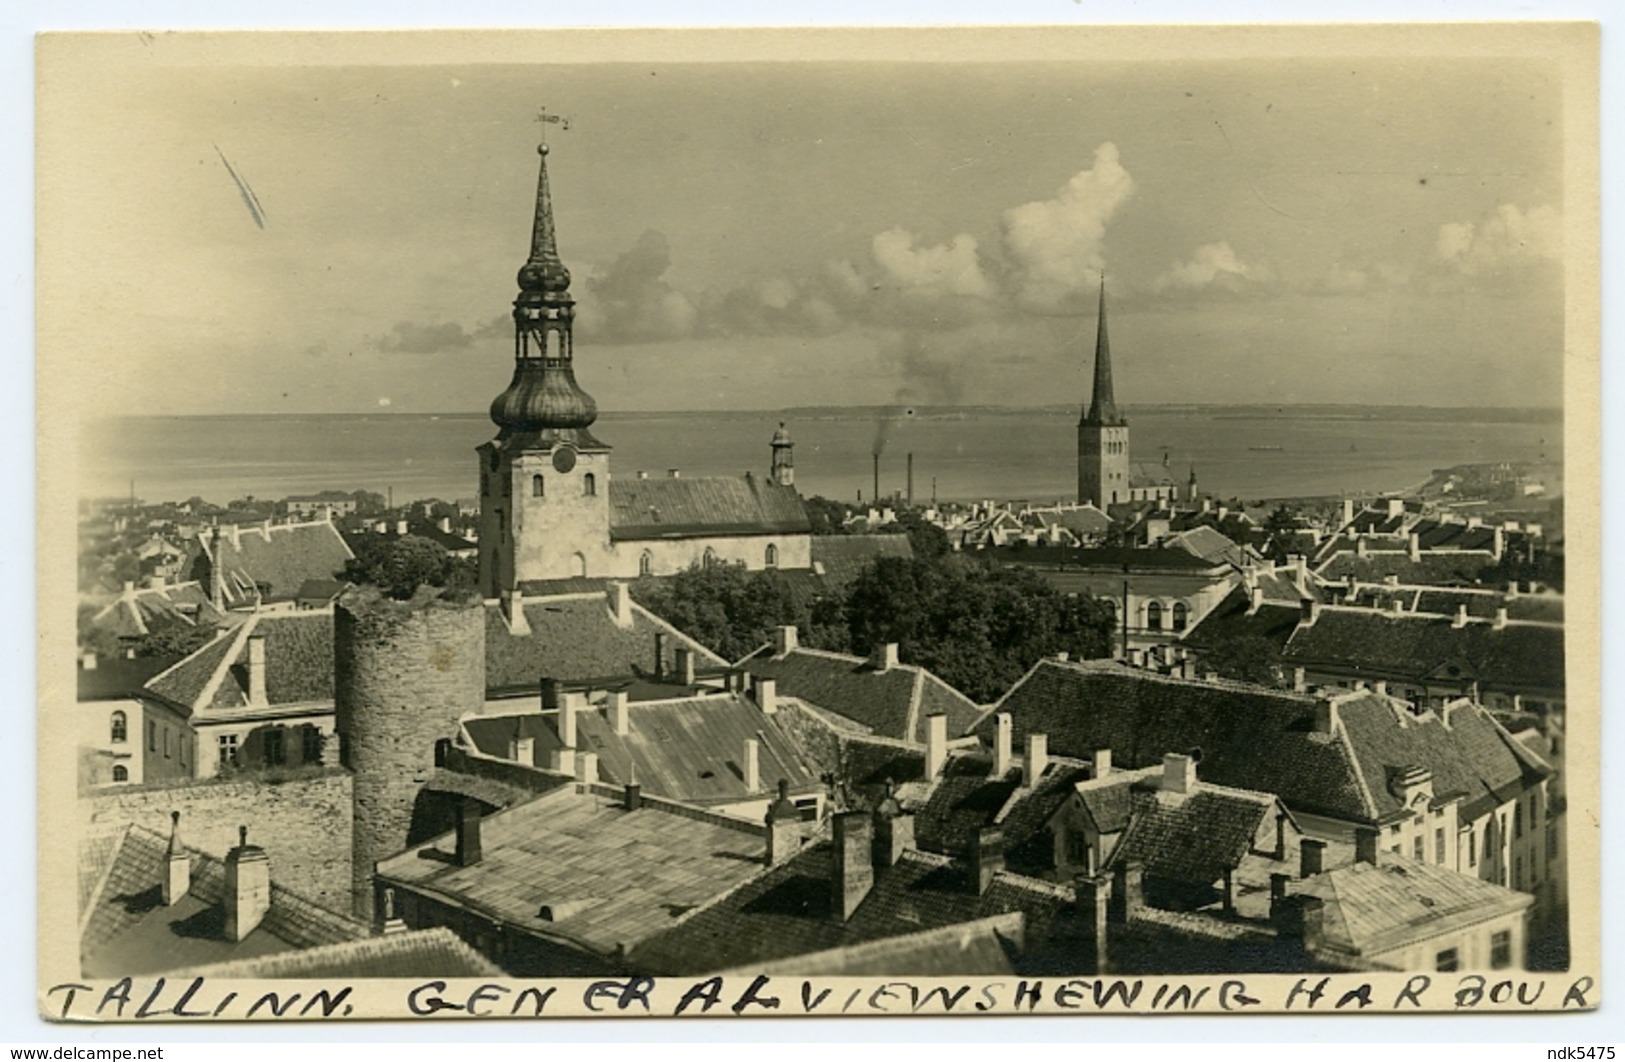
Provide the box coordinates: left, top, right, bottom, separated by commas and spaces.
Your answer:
873, 453, 880, 506
907, 453, 914, 507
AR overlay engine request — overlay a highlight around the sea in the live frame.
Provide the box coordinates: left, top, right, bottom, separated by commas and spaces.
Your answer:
82, 406, 1561, 509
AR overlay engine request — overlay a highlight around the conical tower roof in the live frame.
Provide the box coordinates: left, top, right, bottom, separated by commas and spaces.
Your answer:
1082, 278, 1124, 426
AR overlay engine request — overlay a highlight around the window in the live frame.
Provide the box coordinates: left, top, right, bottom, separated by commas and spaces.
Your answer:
1490, 930, 1512, 969
109, 711, 127, 744
1171, 602, 1188, 632
583, 473, 597, 496
218, 733, 239, 771
1469, 829, 1478, 867
1413, 836, 1424, 862
639, 551, 653, 577
111, 765, 128, 783
703, 548, 719, 569
1145, 601, 1163, 631
765, 544, 778, 569
1514, 802, 1523, 838
1435, 948, 1459, 972
1514, 854, 1523, 890
1066, 830, 1089, 867
148, 721, 156, 752
1547, 823, 1559, 860
1435, 827, 1446, 864
1390, 845, 1402, 855
180, 737, 188, 770
532, 474, 544, 498
163, 728, 171, 759
302, 728, 323, 765
263, 729, 286, 767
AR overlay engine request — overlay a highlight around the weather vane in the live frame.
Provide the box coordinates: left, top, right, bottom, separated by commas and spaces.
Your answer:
536, 108, 571, 149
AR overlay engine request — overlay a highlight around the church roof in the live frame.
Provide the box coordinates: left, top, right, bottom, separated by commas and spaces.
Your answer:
608, 474, 810, 539
1081, 280, 1123, 426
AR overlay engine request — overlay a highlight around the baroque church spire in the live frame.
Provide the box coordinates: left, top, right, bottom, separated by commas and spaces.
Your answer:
1082, 277, 1123, 427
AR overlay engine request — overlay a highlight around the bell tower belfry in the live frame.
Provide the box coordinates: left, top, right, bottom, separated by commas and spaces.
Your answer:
1077, 279, 1130, 508
478, 120, 612, 596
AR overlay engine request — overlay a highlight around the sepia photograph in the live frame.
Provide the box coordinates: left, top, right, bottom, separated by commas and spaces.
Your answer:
34, 22, 1601, 1021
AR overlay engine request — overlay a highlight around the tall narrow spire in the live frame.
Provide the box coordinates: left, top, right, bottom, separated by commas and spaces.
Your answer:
518, 143, 571, 297
1083, 277, 1122, 426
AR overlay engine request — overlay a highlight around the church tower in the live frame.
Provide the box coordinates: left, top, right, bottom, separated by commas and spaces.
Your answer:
477, 136, 612, 596
1077, 280, 1130, 507
769, 422, 795, 487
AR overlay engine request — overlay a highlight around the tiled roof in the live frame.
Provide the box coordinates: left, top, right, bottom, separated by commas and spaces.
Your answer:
722, 912, 1024, 976
77, 655, 182, 702
88, 581, 225, 639
1164, 526, 1248, 567
178, 926, 504, 979
1074, 767, 1162, 834
1024, 506, 1112, 537
739, 646, 981, 745
628, 842, 1076, 976
483, 593, 725, 695
1104, 784, 1275, 887
1281, 608, 1564, 691
609, 475, 810, 539
912, 751, 1089, 872
196, 520, 354, 606
810, 534, 914, 588
144, 631, 239, 710
1316, 551, 1495, 587
1182, 586, 1307, 651
377, 785, 770, 959
1296, 855, 1534, 960
973, 661, 1373, 822
988, 545, 1224, 572
1407, 588, 1562, 623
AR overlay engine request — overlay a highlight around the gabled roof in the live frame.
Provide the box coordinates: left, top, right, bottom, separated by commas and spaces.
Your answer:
609, 475, 810, 539
1023, 505, 1112, 538
145, 611, 334, 713
177, 926, 504, 979
1163, 526, 1249, 568
1280, 608, 1564, 691
87, 581, 224, 639
1296, 855, 1534, 961
1103, 783, 1278, 887
1182, 586, 1306, 650
1316, 551, 1495, 587
988, 544, 1226, 573
912, 751, 1090, 871
810, 534, 914, 587
482, 592, 725, 696
77, 655, 182, 702
195, 520, 354, 606
721, 912, 1024, 976
1071, 766, 1163, 834
739, 645, 981, 745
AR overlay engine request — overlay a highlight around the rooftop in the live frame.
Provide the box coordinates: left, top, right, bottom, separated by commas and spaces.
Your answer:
609, 474, 810, 540
143, 611, 335, 713
195, 519, 354, 607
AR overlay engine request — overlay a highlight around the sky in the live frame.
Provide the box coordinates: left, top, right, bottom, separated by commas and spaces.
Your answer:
39, 38, 1568, 417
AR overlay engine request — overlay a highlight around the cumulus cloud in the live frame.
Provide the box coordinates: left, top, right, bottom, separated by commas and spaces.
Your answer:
1436, 203, 1561, 276
373, 314, 506, 354
870, 228, 994, 299
574, 230, 699, 343
1298, 260, 1413, 297
1152, 241, 1265, 294
1001, 141, 1136, 312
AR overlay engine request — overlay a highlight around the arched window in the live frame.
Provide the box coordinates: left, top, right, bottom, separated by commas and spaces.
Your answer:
765, 544, 779, 568
1145, 600, 1163, 631
639, 551, 654, 577
111, 765, 128, 783
532, 474, 544, 498
573, 552, 588, 578
583, 473, 597, 496
110, 711, 127, 744
1171, 601, 1188, 632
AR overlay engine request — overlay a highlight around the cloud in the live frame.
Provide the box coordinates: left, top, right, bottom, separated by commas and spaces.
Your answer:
1436, 203, 1561, 276
1298, 260, 1413, 297
1001, 141, 1136, 312
870, 228, 994, 299
1152, 241, 1266, 294
574, 230, 698, 343
373, 314, 506, 354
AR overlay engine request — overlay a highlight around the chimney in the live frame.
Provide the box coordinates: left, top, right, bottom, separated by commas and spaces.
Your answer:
378, 887, 409, 935
765, 780, 801, 866
636, 470, 648, 480
396, 519, 409, 536
970, 826, 1004, 895
1299, 837, 1326, 878
773, 624, 798, 656
755, 676, 777, 715
1505, 580, 1520, 600
992, 712, 1014, 777
1355, 534, 1368, 558
1493, 606, 1509, 630
1313, 697, 1339, 735
744, 737, 761, 792
1373, 680, 1388, 697
1108, 861, 1144, 924
508, 722, 534, 766
1355, 825, 1379, 866
559, 692, 579, 749
1390, 597, 1405, 615
1407, 532, 1421, 562
223, 826, 271, 942
1387, 498, 1405, 518
209, 527, 225, 608
454, 801, 483, 868
577, 751, 598, 786
1453, 603, 1469, 629
1492, 527, 1505, 561
624, 781, 642, 811
1292, 666, 1307, 693
1340, 498, 1354, 526
907, 452, 915, 508
1247, 585, 1265, 615
1024, 732, 1049, 786
609, 689, 630, 736
121, 579, 137, 599
675, 646, 696, 686
246, 633, 268, 706
1091, 747, 1112, 779
1299, 598, 1321, 626
832, 812, 875, 921
668, 468, 681, 479
873, 784, 914, 867
869, 642, 899, 671
608, 582, 633, 627
162, 811, 189, 906
80, 651, 97, 671
551, 747, 577, 777
872, 453, 880, 507
1269, 872, 1292, 925
501, 588, 529, 635
439, 516, 452, 534
1074, 873, 1112, 974
1162, 752, 1197, 795
925, 713, 948, 777
1274, 811, 1288, 861
653, 632, 668, 678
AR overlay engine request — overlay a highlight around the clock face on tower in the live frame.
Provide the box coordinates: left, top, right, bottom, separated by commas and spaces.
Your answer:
552, 446, 578, 474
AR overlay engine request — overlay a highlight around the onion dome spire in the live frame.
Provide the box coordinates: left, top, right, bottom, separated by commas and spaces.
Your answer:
489, 128, 605, 449
1082, 276, 1124, 427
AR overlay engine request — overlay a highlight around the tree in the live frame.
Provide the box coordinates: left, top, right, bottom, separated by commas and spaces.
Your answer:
880, 509, 950, 560
343, 534, 455, 600
632, 563, 839, 662
138, 617, 222, 659
802, 496, 853, 536
1196, 633, 1286, 687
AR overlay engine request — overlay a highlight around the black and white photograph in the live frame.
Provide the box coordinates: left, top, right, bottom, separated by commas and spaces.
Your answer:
35, 23, 1600, 1020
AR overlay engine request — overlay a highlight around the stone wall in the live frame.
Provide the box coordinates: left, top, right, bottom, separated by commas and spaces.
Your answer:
80, 768, 353, 911
336, 588, 486, 921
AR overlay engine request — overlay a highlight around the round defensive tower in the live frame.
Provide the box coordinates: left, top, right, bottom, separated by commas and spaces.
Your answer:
335, 586, 486, 921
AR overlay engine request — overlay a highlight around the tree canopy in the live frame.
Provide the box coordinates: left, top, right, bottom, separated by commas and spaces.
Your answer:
342, 534, 476, 600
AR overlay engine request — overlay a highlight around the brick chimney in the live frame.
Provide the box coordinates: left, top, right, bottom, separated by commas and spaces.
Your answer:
925, 713, 948, 777
439, 516, 453, 535
1493, 606, 1509, 630
162, 811, 189, 906
559, 691, 579, 749
1492, 527, 1506, 561
1312, 697, 1339, 735
1355, 533, 1368, 558
507, 721, 534, 766
832, 812, 875, 921
1355, 825, 1379, 865
773, 625, 798, 656
224, 826, 270, 942
1299, 837, 1326, 878
754, 676, 777, 715
1407, 532, 1422, 562
1387, 498, 1405, 519
1292, 667, 1308, 693
744, 737, 761, 792
1340, 498, 1354, 527
624, 780, 642, 811
609, 689, 630, 736
970, 826, 1003, 895
501, 587, 529, 635
765, 780, 801, 866
992, 712, 1014, 777
396, 519, 409, 536
379, 886, 408, 935
1024, 732, 1049, 786
1162, 752, 1197, 795
1453, 603, 1469, 629
674, 646, 696, 686
576, 751, 598, 785
454, 800, 483, 868
869, 643, 899, 671
1074, 873, 1112, 974
873, 782, 914, 867
1091, 747, 1112, 779
1108, 860, 1144, 924
1247, 585, 1265, 615
608, 582, 633, 627
246, 633, 268, 706
1299, 598, 1321, 626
